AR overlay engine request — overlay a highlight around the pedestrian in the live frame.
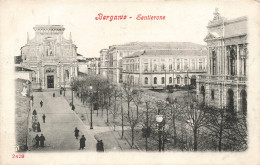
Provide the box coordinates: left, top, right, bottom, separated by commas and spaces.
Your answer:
42, 114, 46, 123
60, 89, 62, 95
53, 92, 55, 97
79, 135, 86, 150
33, 109, 37, 115
40, 101, 43, 108
37, 122, 41, 132
96, 140, 104, 152
35, 134, 40, 147
39, 134, 45, 147
74, 127, 79, 139
32, 123, 37, 132
72, 104, 75, 111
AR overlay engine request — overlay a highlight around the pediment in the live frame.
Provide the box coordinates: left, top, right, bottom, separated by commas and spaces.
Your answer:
204, 32, 220, 41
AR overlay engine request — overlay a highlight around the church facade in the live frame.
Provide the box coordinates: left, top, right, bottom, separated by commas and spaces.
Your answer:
20, 22, 78, 90
196, 9, 248, 114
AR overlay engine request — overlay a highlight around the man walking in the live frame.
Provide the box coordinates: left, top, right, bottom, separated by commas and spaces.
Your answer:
74, 127, 79, 139
35, 134, 40, 147
40, 101, 43, 108
42, 114, 46, 123
72, 104, 75, 111
79, 135, 86, 150
40, 134, 45, 147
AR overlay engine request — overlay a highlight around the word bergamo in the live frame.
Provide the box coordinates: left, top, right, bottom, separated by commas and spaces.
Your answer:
95, 13, 166, 21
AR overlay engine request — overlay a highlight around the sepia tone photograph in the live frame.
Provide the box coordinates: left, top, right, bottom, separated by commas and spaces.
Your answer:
0, 0, 260, 165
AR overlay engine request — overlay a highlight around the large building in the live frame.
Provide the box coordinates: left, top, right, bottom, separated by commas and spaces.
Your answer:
20, 21, 78, 90
196, 9, 248, 114
100, 42, 207, 85
122, 43, 207, 88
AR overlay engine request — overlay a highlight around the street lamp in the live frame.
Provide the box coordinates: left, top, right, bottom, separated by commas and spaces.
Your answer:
89, 85, 93, 129
156, 114, 164, 152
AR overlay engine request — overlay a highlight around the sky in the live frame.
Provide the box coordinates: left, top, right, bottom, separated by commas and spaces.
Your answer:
0, 0, 255, 58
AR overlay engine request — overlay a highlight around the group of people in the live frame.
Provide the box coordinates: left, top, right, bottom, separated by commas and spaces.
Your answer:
32, 110, 41, 132
32, 100, 46, 148
34, 134, 46, 147
75, 127, 104, 151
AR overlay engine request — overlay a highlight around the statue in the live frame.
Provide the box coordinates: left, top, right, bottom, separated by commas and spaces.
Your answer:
21, 83, 27, 96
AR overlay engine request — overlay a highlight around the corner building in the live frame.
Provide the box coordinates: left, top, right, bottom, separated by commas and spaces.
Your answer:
20, 23, 78, 89
197, 9, 248, 114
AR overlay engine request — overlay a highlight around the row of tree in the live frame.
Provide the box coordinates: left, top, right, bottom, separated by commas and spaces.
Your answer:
71, 75, 247, 151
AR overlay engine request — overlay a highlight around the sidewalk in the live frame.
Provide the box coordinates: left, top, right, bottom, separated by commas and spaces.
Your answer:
28, 91, 96, 152
63, 91, 135, 151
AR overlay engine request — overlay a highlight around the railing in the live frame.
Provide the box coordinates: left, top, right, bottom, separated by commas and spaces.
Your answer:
198, 74, 247, 84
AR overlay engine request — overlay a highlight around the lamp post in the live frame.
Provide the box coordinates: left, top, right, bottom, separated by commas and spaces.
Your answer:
156, 114, 164, 152
89, 85, 93, 129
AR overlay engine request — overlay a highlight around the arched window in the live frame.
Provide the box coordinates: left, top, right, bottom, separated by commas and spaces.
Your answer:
230, 49, 236, 76
184, 77, 188, 85
154, 77, 157, 84
169, 77, 172, 83
145, 77, 148, 84
211, 90, 214, 100
227, 89, 234, 113
212, 50, 217, 75
240, 89, 247, 115
201, 85, 205, 104
161, 77, 165, 84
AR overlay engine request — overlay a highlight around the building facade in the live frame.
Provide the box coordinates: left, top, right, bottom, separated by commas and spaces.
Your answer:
122, 45, 207, 88
196, 9, 248, 114
20, 23, 78, 89
100, 42, 207, 85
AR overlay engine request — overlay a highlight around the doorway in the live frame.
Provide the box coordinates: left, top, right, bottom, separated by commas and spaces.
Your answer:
47, 75, 54, 88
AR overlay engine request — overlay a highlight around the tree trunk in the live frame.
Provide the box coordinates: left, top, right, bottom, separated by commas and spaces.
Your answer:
172, 113, 177, 147
218, 126, 223, 151
193, 127, 198, 151
127, 100, 130, 118
131, 127, 134, 148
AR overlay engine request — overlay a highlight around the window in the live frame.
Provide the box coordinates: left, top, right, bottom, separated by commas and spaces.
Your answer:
65, 70, 69, 80
191, 59, 195, 70
184, 77, 188, 85
177, 77, 180, 84
154, 64, 157, 71
169, 64, 173, 70
177, 59, 180, 70
161, 64, 165, 71
154, 77, 157, 84
199, 60, 203, 71
145, 77, 148, 84
144, 63, 148, 72
211, 90, 215, 100
184, 59, 188, 70
161, 77, 165, 84
169, 77, 172, 83
212, 51, 217, 74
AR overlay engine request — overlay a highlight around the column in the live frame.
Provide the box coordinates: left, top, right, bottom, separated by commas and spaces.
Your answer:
57, 65, 60, 87
41, 66, 45, 89
37, 69, 40, 83
237, 45, 240, 76
61, 65, 64, 83
75, 66, 78, 77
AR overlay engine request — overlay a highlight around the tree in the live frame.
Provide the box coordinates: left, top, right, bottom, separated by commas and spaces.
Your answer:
165, 95, 182, 148
122, 75, 134, 118
132, 88, 143, 120
181, 96, 207, 151
127, 107, 143, 149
